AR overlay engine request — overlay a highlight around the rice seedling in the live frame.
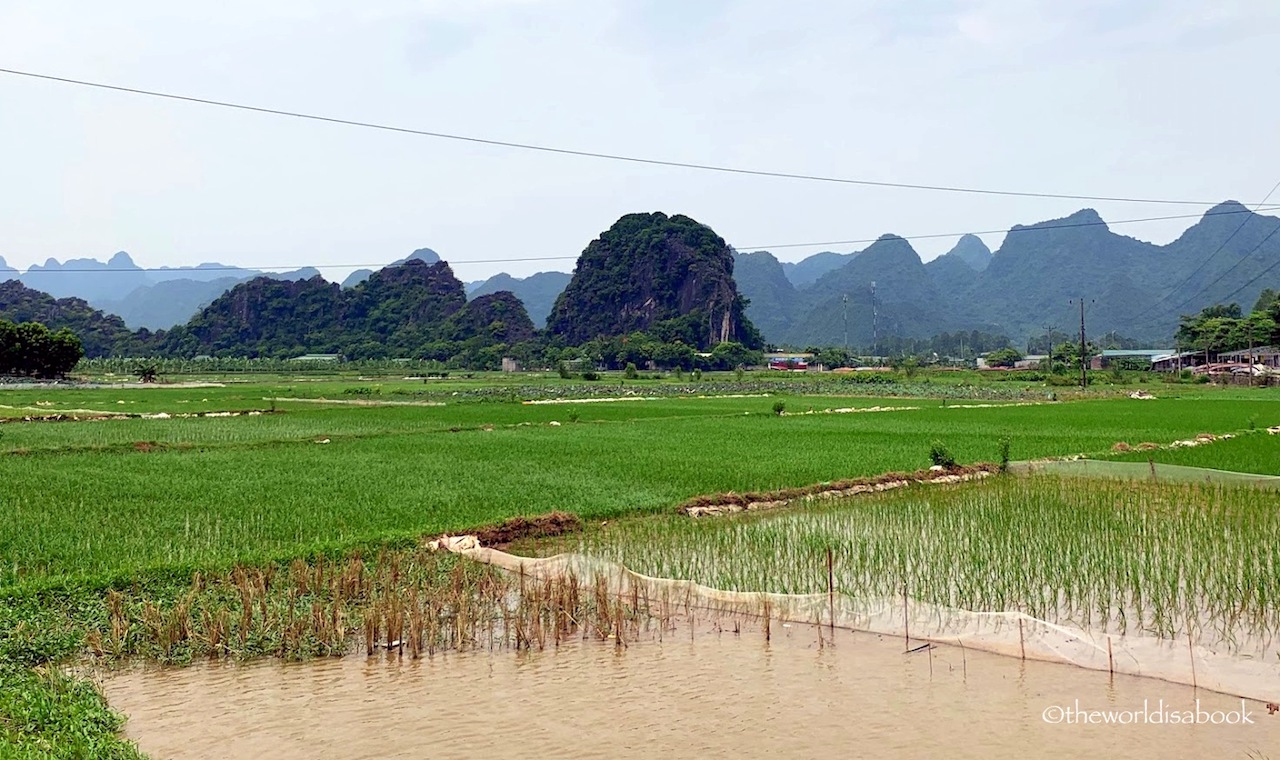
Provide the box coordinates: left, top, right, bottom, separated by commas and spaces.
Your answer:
1108, 429, 1280, 476
3, 389, 1279, 587
573, 476, 1280, 656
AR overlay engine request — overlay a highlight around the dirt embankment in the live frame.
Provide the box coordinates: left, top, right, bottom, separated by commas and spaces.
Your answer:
678, 464, 1000, 517
456, 512, 584, 549
0, 409, 280, 424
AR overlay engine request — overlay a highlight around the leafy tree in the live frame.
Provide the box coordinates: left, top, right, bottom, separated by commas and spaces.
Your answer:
1177, 302, 1277, 354
708, 341, 763, 370
0, 319, 84, 377
984, 347, 1023, 368
652, 340, 696, 370
1252, 289, 1279, 315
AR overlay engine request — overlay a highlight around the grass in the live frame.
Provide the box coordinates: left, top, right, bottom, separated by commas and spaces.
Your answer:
570, 476, 1280, 653
1, 373, 1278, 757
1107, 430, 1280, 476
0, 667, 145, 759
3, 392, 1280, 587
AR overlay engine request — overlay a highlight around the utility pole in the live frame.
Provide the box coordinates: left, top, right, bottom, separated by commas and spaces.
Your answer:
1248, 322, 1255, 388
1041, 323, 1055, 371
1069, 298, 1093, 389
870, 281, 878, 357
842, 294, 849, 358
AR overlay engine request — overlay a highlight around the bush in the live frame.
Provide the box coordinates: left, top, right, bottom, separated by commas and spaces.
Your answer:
692, 369, 702, 380
557, 362, 571, 379
998, 437, 1011, 472
624, 362, 638, 379
772, 401, 786, 416
929, 441, 957, 469
581, 371, 600, 381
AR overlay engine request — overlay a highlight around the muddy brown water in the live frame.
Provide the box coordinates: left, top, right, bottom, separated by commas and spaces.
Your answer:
102, 623, 1278, 760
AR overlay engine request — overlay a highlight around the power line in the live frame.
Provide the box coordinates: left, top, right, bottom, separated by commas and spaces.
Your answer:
1205, 225, 1280, 307
1161, 208, 1280, 316
8, 204, 1277, 275
0, 66, 1244, 207
1132, 179, 1280, 319
741, 206, 1279, 251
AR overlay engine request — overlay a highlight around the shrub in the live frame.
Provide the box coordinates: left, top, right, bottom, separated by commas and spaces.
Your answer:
772, 401, 786, 416
929, 440, 957, 469
692, 369, 702, 380
998, 437, 1011, 472
624, 363, 638, 379
581, 371, 600, 381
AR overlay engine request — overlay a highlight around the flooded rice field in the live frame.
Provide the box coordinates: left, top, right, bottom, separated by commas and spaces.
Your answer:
102, 621, 1278, 759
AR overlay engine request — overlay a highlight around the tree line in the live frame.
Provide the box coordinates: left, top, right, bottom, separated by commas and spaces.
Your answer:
0, 319, 85, 378
1176, 291, 1280, 354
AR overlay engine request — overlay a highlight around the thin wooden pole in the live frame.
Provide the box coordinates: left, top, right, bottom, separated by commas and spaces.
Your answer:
1018, 616, 1026, 661
826, 548, 836, 638
902, 583, 910, 649
1188, 636, 1198, 689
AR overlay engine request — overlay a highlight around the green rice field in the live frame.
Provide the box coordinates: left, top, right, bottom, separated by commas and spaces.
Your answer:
1107, 429, 1280, 475
2, 373, 1280, 758
3, 382, 1280, 587
570, 476, 1280, 648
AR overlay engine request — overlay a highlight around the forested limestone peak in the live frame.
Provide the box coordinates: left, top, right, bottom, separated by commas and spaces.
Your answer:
547, 212, 761, 349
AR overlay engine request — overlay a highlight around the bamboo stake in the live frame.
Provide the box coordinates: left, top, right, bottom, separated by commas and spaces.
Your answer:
826, 547, 836, 639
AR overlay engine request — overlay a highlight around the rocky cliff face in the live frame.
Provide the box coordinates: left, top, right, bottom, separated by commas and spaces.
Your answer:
547, 212, 761, 349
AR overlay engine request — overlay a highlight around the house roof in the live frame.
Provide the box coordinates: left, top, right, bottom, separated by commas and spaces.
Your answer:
1099, 349, 1173, 358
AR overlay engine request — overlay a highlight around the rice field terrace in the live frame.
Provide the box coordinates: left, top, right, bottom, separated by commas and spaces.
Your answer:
1107, 427, 1280, 476
2, 372, 1280, 757
2, 379, 1279, 587
565, 476, 1280, 654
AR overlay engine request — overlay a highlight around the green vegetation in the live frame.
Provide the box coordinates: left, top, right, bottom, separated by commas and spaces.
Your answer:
162, 261, 537, 364
983, 346, 1022, 368
1176, 299, 1279, 354
1, 371, 1278, 757
3, 384, 1279, 586
0, 668, 144, 759
0, 320, 84, 378
1108, 431, 1280, 475
572, 477, 1280, 648
0, 281, 143, 358
547, 212, 762, 349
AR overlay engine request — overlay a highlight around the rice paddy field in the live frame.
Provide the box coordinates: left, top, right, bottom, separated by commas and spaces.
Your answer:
2, 371, 1280, 757
2, 379, 1279, 587
568, 476, 1280, 650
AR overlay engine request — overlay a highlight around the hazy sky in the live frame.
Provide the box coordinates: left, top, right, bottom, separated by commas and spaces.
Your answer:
2, 0, 1278, 282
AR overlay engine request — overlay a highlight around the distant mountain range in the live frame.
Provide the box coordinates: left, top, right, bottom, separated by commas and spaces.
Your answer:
735, 201, 1280, 347
3, 201, 1277, 349
0, 251, 322, 331
466, 271, 572, 326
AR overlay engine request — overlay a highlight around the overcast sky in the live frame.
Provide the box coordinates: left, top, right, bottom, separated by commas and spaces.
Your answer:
2, 0, 1278, 282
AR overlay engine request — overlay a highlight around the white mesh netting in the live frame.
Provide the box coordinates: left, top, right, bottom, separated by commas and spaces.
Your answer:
431, 537, 1280, 703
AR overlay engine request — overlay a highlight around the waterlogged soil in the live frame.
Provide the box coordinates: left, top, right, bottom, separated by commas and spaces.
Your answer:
101, 623, 1278, 759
